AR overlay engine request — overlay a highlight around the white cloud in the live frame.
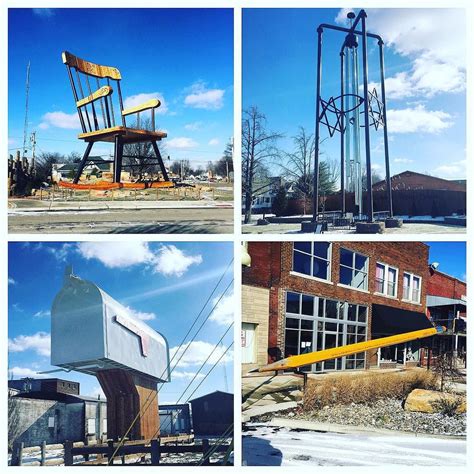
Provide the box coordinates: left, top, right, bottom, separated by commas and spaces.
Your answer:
184, 121, 203, 131
33, 9, 55, 18
33, 310, 51, 318
170, 341, 233, 368
8, 332, 51, 357
167, 137, 198, 149
8, 137, 16, 146
172, 370, 205, 380
9, 366, 47, 378
153, 245, 202, 277
208, 138, 220, 146
77, 241, 154, 268
46, 243, 75, 262
184, 82, 225, 110
433, 160, 466, 178
394, 158, 413, 164
124, 92, 168, 115
39, 111, 81, 130
371, 163, 382, 172
209, 294, 234, 326
8, 277, 16, 285
124, 306, 156, 321
337, 9, 465, 99
387, 105, 453, 134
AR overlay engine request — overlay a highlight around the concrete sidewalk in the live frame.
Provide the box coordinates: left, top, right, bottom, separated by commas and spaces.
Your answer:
9, 199, 233, 213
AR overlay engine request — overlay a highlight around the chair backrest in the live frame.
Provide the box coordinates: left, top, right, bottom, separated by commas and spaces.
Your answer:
62, 51, 126, 134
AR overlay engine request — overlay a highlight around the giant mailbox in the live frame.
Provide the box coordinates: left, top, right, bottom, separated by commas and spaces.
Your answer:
51, 267, 170, 440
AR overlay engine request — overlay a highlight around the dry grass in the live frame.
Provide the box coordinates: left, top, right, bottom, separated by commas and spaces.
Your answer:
303, 370, 439, 410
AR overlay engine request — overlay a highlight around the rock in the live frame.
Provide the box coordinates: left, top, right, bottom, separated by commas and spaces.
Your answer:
404, 389, 466, 414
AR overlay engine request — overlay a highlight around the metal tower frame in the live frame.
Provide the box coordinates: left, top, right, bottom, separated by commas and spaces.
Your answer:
312, 9, 393, 223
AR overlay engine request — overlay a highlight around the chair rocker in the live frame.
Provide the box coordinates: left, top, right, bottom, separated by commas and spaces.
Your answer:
62, 51, 169, 185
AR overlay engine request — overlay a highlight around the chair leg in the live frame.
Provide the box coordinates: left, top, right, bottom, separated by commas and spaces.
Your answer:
151, 141, 169, 181
73, 142, 94, 184
113, 135, 124, 183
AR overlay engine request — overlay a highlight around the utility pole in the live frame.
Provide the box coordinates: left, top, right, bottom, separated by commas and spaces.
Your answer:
22, 61, 31, 159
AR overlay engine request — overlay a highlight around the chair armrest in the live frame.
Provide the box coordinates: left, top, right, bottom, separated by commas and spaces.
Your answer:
122, 99, 161, 116
76, 86, 113, 107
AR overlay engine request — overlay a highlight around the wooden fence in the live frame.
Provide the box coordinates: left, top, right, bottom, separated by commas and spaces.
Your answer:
10, 435, 231, 466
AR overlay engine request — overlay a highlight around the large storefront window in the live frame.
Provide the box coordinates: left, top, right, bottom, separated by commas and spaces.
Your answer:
285, 291, 368, 372
293, 242, 331, 281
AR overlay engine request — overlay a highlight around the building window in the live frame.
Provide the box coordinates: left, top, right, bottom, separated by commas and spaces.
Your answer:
284, 291, 368, 372
242, 323, 257, 364
339, 248, 368, 290
403, 272, 422, 303
375, 262, 398, 297
293, 242, 331, 281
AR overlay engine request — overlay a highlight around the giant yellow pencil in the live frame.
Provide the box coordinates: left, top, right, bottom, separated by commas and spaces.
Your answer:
255, 326, 445, 373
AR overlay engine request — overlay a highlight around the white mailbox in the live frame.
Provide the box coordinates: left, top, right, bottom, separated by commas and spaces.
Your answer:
51, 268, 170, 383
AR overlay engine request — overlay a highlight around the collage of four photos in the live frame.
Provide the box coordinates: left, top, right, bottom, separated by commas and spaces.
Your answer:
5, 2, 469, 469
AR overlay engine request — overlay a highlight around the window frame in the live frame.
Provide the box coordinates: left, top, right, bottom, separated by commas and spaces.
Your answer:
292, 242, 332, 282
375, 261, 399, 298
284, 291, 368, 372
339, 247, 369, 291
402, 271, 422, 304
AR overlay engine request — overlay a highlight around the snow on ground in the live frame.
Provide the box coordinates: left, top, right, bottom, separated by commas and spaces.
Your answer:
243, 424, 466, 467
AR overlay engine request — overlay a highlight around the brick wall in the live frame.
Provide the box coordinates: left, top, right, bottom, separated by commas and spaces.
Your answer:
427, 269, 466, 300
243, 241, 430, 366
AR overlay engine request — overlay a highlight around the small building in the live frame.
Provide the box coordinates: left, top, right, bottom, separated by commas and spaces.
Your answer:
8, 378, 106, 448
242, 242, 432, 374
189, 391, 233, 436
426, 266, 467, 360
52, 156, 113, 183
159, 403, 192, 435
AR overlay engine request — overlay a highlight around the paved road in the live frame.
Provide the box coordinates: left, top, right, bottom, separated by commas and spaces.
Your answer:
243, 424, 466, 466
9, 207, 233, 234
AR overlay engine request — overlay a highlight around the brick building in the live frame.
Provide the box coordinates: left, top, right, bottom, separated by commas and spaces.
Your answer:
242, 241, 434, 374
372, 171, 466, 192
427, 267, 467, 358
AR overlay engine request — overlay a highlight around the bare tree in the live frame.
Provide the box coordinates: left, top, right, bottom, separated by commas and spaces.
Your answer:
276, 127, 338, 214
242, 107, 282, 223
123, 119, 167, 181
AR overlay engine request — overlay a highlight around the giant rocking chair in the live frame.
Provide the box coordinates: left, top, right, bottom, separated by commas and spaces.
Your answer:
62, 51, 170, 185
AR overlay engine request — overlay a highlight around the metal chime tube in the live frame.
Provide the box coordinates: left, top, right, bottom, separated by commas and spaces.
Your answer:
344, 44, 363, 216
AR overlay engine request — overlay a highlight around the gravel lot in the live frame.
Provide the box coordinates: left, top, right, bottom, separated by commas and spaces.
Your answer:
253, 398, 466, 436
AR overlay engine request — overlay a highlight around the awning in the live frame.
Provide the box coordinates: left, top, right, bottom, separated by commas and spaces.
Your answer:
426, 295, 466, 308
372, 303, 433, 338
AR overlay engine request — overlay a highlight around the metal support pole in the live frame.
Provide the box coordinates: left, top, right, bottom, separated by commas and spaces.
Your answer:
340, 50, 345, 216
73, 142, 94, 184
312, 26, 323, 223
361, 13, 374, 222
378, 40, 393, 217
113, 135, 123, 183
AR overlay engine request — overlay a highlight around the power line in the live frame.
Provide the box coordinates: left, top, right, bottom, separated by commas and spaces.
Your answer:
107, 262, 233, 464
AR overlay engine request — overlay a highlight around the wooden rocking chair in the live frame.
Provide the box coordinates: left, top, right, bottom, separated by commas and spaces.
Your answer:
62, 51, 169, 185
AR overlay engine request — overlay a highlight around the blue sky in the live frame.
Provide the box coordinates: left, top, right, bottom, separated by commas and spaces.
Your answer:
8, 8, 233, 167
425, 241, 466, 282
8, 242, 234, 403
243, 8, 466, 180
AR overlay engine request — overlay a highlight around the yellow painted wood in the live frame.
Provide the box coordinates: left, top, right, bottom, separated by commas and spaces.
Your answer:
62, 51, 121, 80
78, 126, 167, 143
258, 326, 441, 372
76, 85, 113, 107
121, 99, 161, 116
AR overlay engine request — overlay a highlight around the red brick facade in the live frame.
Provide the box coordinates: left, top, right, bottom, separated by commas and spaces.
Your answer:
243, 242, 430, 366
427, 269, 467, 319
